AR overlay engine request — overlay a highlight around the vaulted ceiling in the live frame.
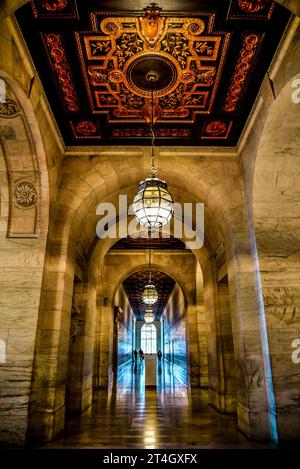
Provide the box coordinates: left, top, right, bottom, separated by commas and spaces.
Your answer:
123, 269, 175, 320
17, 1, 290, 146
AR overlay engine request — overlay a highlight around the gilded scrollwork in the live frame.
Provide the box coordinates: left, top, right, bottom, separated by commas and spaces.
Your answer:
75, 4, 231, 125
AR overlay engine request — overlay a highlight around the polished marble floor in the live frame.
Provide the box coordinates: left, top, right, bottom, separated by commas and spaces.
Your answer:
38, 360, 272, 449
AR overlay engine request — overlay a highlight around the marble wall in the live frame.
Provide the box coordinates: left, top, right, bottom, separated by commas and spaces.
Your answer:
163, 285, 189, 385
240, 23, 300, 441
0, 84, 50, 444
115, 286, 135, 377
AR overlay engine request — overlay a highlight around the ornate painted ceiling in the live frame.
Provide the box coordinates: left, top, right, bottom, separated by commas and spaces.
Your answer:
111, 232, 187, 250
123, 269, 175, 320
17, 0, 290, 146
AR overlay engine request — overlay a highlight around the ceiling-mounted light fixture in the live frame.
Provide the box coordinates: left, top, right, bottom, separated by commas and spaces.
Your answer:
142, 247, 158, 305
144, 306, 155, 324
132, 74, 174, 228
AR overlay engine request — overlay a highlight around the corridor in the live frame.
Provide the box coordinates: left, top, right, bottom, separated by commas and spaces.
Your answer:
39, 362, 270, 449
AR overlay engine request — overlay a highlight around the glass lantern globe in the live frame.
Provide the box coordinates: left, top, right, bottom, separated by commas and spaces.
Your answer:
144, 311, 155, 324
132, 177, 174, 228
142, 283, 158, 305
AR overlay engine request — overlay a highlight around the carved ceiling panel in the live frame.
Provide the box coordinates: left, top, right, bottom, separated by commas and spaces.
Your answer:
17, 0, 290, 146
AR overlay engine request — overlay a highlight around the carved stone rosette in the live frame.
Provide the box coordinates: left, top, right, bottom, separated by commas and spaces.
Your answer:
0, 99, 19, 117
13, 181, 38, 209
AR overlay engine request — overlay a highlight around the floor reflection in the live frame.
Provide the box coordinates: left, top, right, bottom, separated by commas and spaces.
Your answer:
37, 360, 272, 449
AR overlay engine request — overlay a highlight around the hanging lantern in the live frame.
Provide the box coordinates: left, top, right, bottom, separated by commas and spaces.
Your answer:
132, 177, 174, 228
142, 283, 158, 305
144, 310, 155, 324
132, 82, 174, 228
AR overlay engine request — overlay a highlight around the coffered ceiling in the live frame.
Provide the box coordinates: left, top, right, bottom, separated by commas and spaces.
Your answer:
112, 232, 187, 250
17, 1, 290, 146
123, 269, 175, 320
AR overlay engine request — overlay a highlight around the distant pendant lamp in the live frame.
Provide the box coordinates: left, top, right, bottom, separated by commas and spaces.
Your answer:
144, 307, 155, 324
142, 247, 158, 305
132, 78, 174, 228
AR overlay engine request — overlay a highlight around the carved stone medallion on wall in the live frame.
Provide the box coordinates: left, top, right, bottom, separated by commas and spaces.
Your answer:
0, 82, 40, 238
13, 181, 38, 209
0, 99, 19, 118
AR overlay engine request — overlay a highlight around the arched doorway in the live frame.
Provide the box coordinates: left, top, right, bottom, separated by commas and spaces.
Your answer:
112, 264, 189, 389
141, 323, 157, 354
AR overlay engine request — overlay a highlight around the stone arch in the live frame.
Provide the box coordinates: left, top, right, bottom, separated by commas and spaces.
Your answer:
30, 150, 279, 442
112, 265, 189, 383
99, 249, 196, 384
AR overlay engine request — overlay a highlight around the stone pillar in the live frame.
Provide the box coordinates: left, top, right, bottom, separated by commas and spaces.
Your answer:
187, 303, 201, 387
66, 280, 93, 415
216, 280, 237, 413
112, 306, 121, 378
196, 265, 208, 387
98, 290, 114, 389
261, 265, 300, 441
227, 241, 278, 443
203, 255, 227, 412
0, 238, 47, 445
28, 236, 75, 442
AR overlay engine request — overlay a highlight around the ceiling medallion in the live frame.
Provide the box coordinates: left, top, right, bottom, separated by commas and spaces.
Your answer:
126, 53, 179, 98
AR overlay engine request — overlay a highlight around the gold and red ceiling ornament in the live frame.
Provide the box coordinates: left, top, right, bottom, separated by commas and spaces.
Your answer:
76, 4, 230, 125
238, 0, 271, 13
31, 0, 78, 18
38, 0, 68, 11
70, 120, 102, 139
223, 33, 263, 113
201, 120, 233, 140
139, 2, 166, 49
112, 128, 191, 139
43, 33, 79, 111
227, 0, 275, 20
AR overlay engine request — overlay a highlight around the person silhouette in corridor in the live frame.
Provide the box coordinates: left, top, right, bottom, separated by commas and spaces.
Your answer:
139, 348, 144, 362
